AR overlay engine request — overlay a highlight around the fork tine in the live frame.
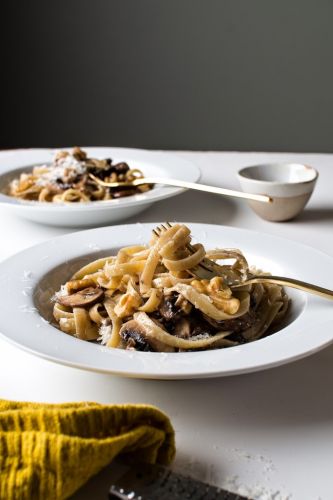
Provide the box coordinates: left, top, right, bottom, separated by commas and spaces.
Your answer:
153, 223, 221, 279
153, 223, 168, 236
154, 222, 173, 236
157, 223, 169, 233
185, 243, 224, 274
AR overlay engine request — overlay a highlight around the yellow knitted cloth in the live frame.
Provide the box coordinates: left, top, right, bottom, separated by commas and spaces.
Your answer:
0, 399, 175, 500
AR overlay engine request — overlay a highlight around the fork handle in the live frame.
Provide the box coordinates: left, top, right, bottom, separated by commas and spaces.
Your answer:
135, 177, 271, 204
238, 275, 333, 300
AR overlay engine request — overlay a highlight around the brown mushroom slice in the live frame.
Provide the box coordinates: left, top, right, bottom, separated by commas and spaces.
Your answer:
57, 287, 104, 308
72, 147, 87, 161
112, 189, 138, 199
175, 294, 192, 315
159, 294, 183, 321
202, 310, 256, 334
174, 318, 191, 339
120, 319, 175, 352
113, 162, 130, 174
133, 312, 233, 350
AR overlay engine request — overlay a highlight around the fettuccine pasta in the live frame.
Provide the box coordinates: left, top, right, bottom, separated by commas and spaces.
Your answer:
7, 147, 152, 202
52, 224, 289, 352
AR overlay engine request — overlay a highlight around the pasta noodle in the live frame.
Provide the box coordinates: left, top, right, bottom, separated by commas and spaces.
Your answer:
7, 147, 152, 203
52, 224, 289, 352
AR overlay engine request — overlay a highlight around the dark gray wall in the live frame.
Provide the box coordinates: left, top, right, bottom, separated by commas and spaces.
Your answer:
3, 0, 333, 151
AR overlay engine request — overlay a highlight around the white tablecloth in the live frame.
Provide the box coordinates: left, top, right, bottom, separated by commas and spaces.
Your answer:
0, 151, 332, 500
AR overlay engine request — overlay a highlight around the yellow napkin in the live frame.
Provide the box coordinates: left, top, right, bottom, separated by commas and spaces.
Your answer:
0, 399, 175, 500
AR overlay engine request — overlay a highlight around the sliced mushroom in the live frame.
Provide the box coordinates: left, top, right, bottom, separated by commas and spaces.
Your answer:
57, 287, 104, 308
72, 147, 87, 161
120, 320, 152, 351
87, 163, 116, 180
72, 174, 89, 191
175, 294, 192, 315
112, 189, 138, 199
203, 310, 256, 334
113, 162, 130, 174
159, 293, 183, 321
191, 323, 212, 338
120, 319, 175, 352
174, 318, 191, 339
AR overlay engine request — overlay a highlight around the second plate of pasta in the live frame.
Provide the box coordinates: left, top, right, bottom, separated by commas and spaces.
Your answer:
0, 148, 200, 227
0, 223, 332, 378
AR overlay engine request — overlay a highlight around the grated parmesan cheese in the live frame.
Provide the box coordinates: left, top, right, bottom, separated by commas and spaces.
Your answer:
52, 284, 69, 302
98, 321, 112, 344
34, 153, 87, 187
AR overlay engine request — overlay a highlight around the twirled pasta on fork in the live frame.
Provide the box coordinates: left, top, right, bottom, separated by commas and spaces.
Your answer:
53, 224, 289, 352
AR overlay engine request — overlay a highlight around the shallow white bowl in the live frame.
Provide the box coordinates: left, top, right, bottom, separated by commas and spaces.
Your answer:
0, 223, 332, 379
238, 163, 318, 221
0, 147, 200, 227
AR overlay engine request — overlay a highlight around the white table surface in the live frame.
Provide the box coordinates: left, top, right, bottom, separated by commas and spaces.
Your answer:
0, 151, 332, 500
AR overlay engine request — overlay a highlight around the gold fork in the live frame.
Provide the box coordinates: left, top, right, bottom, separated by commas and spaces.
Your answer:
154, 222, 333, 300
89, 173, 271, 204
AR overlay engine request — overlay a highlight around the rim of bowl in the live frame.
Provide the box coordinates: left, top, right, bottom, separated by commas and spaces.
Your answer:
237, 163, 318, 186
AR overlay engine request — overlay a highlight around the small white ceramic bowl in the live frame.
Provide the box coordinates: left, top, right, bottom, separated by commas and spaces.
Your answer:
238, 163, 318, 221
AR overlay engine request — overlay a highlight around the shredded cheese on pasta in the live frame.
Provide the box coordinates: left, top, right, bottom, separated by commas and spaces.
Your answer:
7, 147, 152, 203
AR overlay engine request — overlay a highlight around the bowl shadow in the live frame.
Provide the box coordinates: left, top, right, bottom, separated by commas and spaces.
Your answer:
295, 207, 333, 223
126, 189, 240, 226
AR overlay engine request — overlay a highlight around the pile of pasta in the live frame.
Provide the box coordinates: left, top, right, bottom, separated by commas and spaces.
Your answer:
53, 224, 289, 352
7, 147, 151, 203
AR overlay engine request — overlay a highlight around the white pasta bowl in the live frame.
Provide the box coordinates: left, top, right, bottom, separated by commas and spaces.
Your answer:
0, 148, 200, 227
238, 163, 318, 221
0, 223, 332, 379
